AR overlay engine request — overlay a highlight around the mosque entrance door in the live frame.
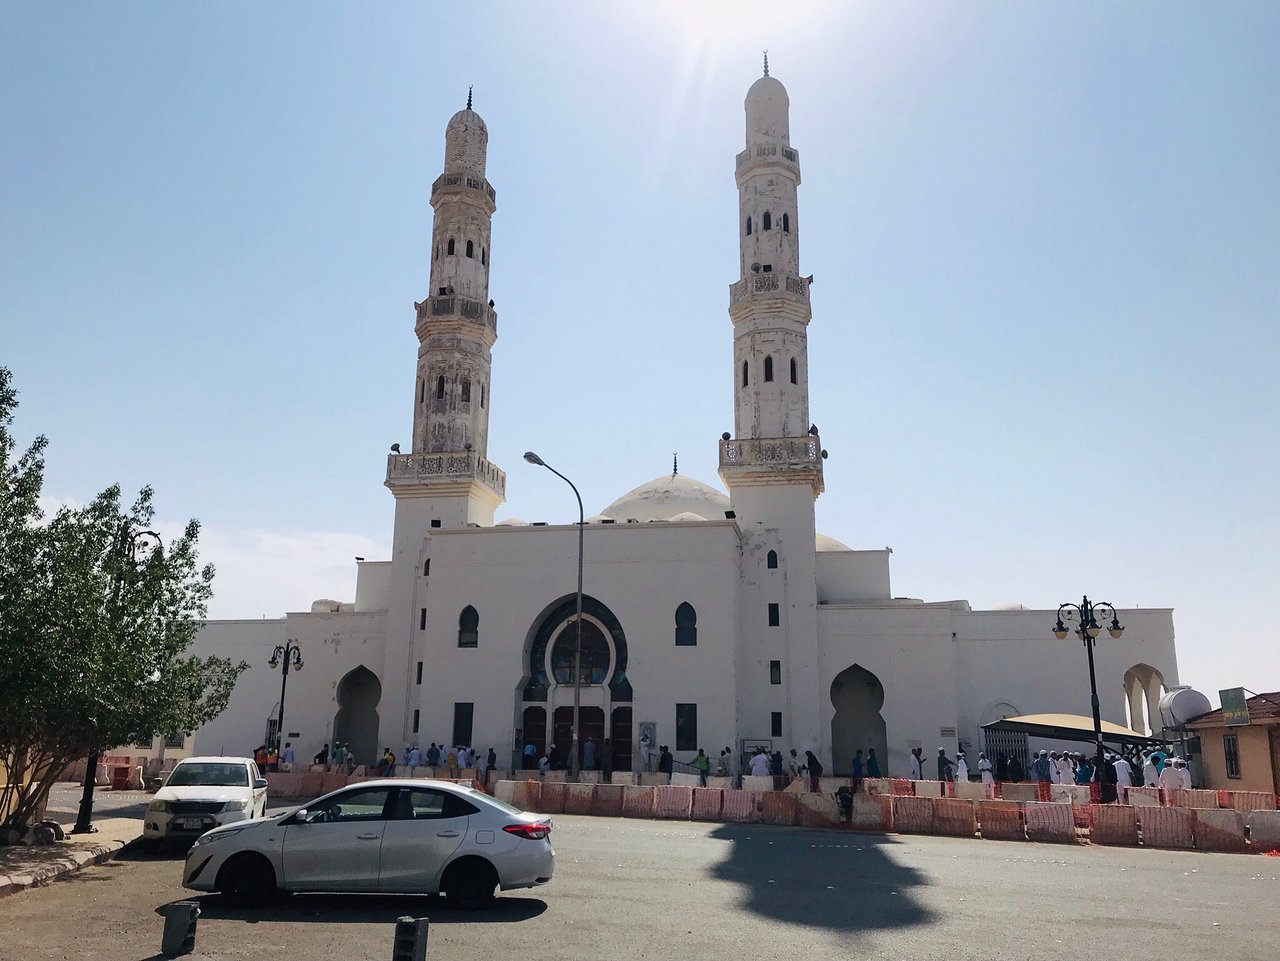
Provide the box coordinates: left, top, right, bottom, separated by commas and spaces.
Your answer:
333, 666, 381, 769
830, 664, 888, 776
521, 707, 546, 769
553, 706, 605, 770
611, 706, 633, 772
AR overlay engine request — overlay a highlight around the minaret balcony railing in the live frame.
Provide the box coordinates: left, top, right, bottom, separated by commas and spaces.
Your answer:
431, 173, 497, 204
386, 450, 506, 497
735, 144, 799, 172
415, 296, 499, 334
729, 273, 810, 309
719, 436, 820, 468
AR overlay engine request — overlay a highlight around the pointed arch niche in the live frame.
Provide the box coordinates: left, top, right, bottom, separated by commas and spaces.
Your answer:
1123, 663, 1166, 736
830, 663, 887, 776
333, 666, 381, 769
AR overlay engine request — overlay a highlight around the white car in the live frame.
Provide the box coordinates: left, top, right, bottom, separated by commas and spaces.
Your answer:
144, 757, 268, 849
182, 779, 554, 910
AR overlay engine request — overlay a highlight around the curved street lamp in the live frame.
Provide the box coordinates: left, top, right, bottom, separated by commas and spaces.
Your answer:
267, 640, 304, 758
524, 451, 584, 778
1052, 595, 1124, 791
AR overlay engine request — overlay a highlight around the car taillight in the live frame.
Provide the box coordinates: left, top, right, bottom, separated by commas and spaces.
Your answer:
503, 821, 551, 840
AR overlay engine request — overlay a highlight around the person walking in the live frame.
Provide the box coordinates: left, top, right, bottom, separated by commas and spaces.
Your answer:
1073, 755, 1093, 785
1032, 750, 1052, 783
658, 745, 674, 778
281, 741, 295, 772
749, 749, 771, 778
978, 752, 995, 786
805, 751, 824, 792
954, 753, 970, 783
583, 737, 597, 771
538, 751, 551, 777
909, 747, 925, 780
787, 749, 802, 784
770, 750, 785, 790
937, 748, 954, 782
1007, 754, 1024, 782
866, 748, 882, 779
1142, 752, 1159, 787
1112, 753, 1133, 802
1158, 757, 1182, 792
693, 748, 711, 786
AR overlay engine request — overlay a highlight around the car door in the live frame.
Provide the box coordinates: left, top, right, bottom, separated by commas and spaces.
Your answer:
377, 787, 475, 892
281, 786, 392, 891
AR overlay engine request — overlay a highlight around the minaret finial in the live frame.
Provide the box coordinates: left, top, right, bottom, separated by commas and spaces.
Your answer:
466, 85, 473, 110
673, 452, 678, 478
763, 50, 769, 77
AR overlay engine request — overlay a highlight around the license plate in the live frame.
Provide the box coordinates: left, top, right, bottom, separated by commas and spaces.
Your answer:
176, 817, 206, 830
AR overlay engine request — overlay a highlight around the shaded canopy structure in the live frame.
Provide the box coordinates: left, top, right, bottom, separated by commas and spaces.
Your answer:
981, 713, 1158, 747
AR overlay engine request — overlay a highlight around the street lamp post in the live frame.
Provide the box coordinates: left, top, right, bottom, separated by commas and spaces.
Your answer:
267, 641, 304, 755
73, 523, 162, 835
523, 451, 584, 779
1052, 595, 1125, 790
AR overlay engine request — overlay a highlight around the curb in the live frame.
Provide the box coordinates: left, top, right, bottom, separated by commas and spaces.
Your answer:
0, 836, 136, 899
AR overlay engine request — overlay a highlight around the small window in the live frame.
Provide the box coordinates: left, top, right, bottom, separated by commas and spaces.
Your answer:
790, 357, 797, 384
746, 216, 753, 236
766, 550, 778, 569
1224, 734, 1241, 779
676, 703, 698, 752
447, 238, 455, 256
768, 603, 780, 627
461, 378, 471, 403
782, 212, 790, 233
436, 376, 445, 399
412, 709, 420, 734
164, 733, 186, 749
481, 246, 487, 265
415, 662, 423, 685
423, 559, 431, 576
742, 361, 749, 387
764, 356, 773, 382
771, 712, 783, 737
762, 211, 772, 231
480, 384, 486, 408
458, 605, 479, 648
419, 607, 427, 631
434, 246, 439, 261
769, 660, 781, 685
430, 518, 441, 529
761, 264, 772, 272
466, 239, 474, 258
452, 702, 474, 747
674, 602, 698, 646
418, 379, 424, 404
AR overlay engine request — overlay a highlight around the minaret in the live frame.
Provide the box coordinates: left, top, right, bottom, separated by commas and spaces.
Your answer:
385, 90, 505, 529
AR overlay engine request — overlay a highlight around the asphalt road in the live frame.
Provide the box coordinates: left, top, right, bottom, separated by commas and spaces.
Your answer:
2, 814, 1277, 961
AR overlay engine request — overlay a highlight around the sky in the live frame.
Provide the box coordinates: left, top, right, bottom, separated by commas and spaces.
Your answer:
3, 3, 1278, 708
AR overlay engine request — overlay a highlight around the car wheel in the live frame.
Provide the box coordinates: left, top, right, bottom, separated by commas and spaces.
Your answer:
219, 853, 276, 907
443, 858, 497, 911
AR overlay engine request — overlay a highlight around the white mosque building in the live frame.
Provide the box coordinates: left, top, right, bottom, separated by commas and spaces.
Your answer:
190, 69, 1179, 778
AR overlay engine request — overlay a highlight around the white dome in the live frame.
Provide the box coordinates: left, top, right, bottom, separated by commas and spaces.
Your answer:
585, 514, 612, 524
993, 602, 1027, 611
495, 517, 530, 527
668, 511, 707, 522
602, 474, 730, 523
815, 533, 852, 552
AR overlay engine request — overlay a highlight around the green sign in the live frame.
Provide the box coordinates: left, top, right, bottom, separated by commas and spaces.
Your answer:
1220, 687, 1251, 727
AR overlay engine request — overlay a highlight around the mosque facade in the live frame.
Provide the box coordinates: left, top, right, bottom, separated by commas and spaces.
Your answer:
189, 70, 1179, 778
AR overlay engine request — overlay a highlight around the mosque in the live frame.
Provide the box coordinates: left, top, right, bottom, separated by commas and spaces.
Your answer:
189, 67, 1180, 778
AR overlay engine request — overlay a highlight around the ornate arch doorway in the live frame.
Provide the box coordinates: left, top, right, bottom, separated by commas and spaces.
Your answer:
830, 664, 887, 776
333, 666, 381, 768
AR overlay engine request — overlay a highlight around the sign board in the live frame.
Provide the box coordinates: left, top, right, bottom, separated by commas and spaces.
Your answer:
940, 727, 957, 738
1220, 688, 1251, 727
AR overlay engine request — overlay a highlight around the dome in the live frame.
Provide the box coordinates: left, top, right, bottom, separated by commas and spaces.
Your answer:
601, 474, 730, 523
495, 517, 529, 527
585, 514, 612, 524
815, 533, 852, 552
447, 106, 488, 135
668, 511, 707, 523
745, 75, 790, 145
746, 75, 788, 104
444, 104, 488, 176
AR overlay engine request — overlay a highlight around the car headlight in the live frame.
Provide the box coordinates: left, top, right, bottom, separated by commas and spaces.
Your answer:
225, 798, 250, 812
148, 800, 168, 813
190, 828, 244, 850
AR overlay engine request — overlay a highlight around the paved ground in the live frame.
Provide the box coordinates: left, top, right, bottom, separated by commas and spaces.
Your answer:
44, 786, 152, 826
1, 814, 1278, 961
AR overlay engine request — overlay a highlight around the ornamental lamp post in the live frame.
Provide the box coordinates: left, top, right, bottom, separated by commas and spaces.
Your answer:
1052, 595, 1124, 791
523, 451, 584, 779
267, 640, 304, 755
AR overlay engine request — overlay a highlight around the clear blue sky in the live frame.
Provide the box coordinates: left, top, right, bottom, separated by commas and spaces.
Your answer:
3, 3, 1277, 708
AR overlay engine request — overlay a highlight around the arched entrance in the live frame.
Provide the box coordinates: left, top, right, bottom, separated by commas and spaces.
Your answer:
830, 664, 887, 776
333, 666, 381, 768
1123, 664, 1166, 736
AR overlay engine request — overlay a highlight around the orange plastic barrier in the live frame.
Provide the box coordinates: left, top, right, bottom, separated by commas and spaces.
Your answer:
1226, 791, 1276, 813
1193, 809, 1248, 853
978, 800, 1025, 841
690, 788, 723, 821
653, 785, 693, 819
591, 784, 625, 817
892, 796, 934, 835
564, 783, 595, 815
537, 781, 567, 814
621, 785, 655, 818
850, 793, 894, 833
798, 793, 842, 828
932, 797, 977, 837
720, 789, 760, 823
1024, 802, 1075, 843
890, 779, 915, 796
761, 792, 800, 826
1091, 804, 1140, 846
1140, 806, 1194, 849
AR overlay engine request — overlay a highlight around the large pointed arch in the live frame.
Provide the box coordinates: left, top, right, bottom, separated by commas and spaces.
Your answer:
519, 594, 631, 703
830, 663, 887, 776
333, 666, 381, 769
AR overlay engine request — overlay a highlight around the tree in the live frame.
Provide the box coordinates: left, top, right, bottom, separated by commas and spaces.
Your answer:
0, 368, 247, 829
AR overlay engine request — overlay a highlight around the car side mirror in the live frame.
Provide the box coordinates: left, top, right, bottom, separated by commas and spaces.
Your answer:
254, 778, 268, 789
292, 809, 309, 824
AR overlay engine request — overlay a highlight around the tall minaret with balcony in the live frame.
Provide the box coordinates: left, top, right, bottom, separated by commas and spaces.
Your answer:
385, 90, 506, 529
720, 60, 826, 763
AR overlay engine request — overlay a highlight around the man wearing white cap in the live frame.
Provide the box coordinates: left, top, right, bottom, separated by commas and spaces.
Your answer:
1112, 753, 1133, 802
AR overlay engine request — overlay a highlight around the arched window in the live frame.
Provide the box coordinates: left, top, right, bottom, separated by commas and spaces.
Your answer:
436, 375, 445, 399
762, 211, 772, 231
764, 356, 774, 382
458, 605, 479, 648
790, 357, 797, 384
674, 602, 698, 646
767, 550, 778, 569
782, 213, 790, 233
447, 238, 455, 256
746, 216, 753, 236
742, 360, 749, 387
423, 559, 431, 576
552, 621, 610, 684
480, 383, 486, 408
481, 246, 487, 265
466, 239, 474, 258
461, 378, 471, 403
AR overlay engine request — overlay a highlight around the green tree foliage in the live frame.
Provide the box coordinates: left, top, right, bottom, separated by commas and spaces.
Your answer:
0, 368, 246, 828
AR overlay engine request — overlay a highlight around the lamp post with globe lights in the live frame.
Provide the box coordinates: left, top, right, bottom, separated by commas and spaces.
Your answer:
267, 640, 303, 756
523, 451, 584, 778
1052, 596, 1124, 787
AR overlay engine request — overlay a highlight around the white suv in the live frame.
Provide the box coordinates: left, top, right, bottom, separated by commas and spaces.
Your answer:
144, 757, 268, 849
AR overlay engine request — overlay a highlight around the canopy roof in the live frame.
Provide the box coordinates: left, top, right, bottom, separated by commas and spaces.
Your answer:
981, 713, 1157, 746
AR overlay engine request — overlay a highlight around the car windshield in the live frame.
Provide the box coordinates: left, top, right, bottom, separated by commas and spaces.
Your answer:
167, 763, 249, 787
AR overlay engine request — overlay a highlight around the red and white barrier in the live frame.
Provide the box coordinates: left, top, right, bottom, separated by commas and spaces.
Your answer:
720, 789, 760, 823
512, 779, 541, 812
690, 788, 723, 821
1141, 805, 1194, 849
998, 783, 1038, 803
863, 778, 893, 796
538, 781, 568, 814
761, 792, 800, 826
978, 800, 1025, 841
912, 780, 943, 799
591, 784, 625, 817
298, 771, 324, 799
954, 781, 992, 801
799, 793, 842, 828
494, 780, 517, 806
892, 796, 935, 835
564, 783, 595, 815
1246, 810, 1280, 852
932, 798, 978, 837
1048, 784, 1090, 806
1090, 804, 1140, 846
1226, 791, 1276, 813
890, 779, 915, 796
1166, 788, 1219, 809
848, 793, 893, 832
621, 785, 655, 818
653, 785, 694, 819
1126, 787, 1161, 806
1193, 809, 1247, 853
1024, 802, 1075, 843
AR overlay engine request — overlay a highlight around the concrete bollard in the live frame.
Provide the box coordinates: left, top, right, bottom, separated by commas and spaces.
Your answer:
392, 915, 430, 961
159, 901, 200, 957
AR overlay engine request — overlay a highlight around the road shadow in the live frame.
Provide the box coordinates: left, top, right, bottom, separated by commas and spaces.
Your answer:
708, 823, 933, 936
160, 891, 547, 925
